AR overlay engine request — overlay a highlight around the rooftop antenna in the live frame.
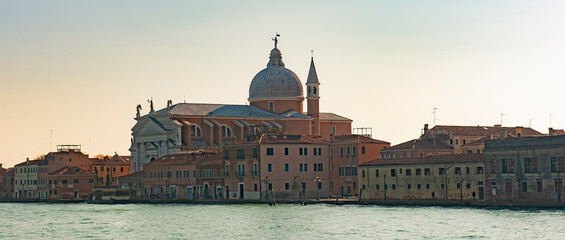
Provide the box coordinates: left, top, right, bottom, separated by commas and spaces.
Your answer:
500, 113, 506, 126
433, 108, 438, 126
529, 119, 532, 128
50, 130, 53, 152
550, 113, 554, 128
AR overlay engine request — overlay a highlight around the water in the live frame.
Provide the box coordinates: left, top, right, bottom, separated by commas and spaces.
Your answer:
1, 203, 565, 239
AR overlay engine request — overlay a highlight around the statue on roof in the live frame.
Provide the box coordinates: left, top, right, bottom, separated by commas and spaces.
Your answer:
136, 104, 142, 118
148, 98, 154, 113
272, 33, 280, 48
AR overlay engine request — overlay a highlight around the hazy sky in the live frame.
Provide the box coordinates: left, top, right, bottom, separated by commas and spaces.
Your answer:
2, 1, 565, 167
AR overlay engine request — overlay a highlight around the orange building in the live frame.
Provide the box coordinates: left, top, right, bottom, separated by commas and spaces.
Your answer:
47, 166, 96, 200
142, 151, 223, 200
90, 153, 131, 187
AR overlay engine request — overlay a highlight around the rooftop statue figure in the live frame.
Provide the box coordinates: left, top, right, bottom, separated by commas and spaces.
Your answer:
272, 33, 280, 48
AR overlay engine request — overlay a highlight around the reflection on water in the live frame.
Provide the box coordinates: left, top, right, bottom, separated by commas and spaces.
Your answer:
1, 203, 565, 239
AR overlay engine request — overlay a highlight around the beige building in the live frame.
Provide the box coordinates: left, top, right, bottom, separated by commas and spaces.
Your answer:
14, 159, 43, 200
359, 154, 485, 201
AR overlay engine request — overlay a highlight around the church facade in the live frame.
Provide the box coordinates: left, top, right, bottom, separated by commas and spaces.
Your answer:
130, 40, 352, 172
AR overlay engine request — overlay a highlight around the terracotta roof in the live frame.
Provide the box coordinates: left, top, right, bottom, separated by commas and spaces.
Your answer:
382, 138, 453, 151
49, 166, 93, 175
319, 112, 352, 122
331, 134, 390, 144
144, 152, 223, 167
464, 137, 488, 147
361, 153, 484, 166
430, 125, 543, 137
15, 159, 45, 166
259, 134, 327, 144
118, 171, 144, 178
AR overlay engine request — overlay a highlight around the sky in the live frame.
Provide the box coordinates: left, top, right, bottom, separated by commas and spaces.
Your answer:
2, 1, 565, 167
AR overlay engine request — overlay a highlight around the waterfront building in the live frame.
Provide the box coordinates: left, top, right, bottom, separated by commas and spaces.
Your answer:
129, 39, 353, 172
0, 168, 14, 200
47, 166, 96, 200
14, 159, 43, 200
329, 135, 390, 197
117, 171, 144, 200
359, 154, 485, 201
224, 134, 331, 200
484, 135, 565, 202
38, 145, 91, 199
142, 150, 223, 200
90, 153, 131, 187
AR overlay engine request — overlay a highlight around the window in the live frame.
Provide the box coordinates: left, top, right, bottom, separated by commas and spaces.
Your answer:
268, 101, 274, 112
537, 180, 543, 192
237, 148, 245, 160
299, 148, 303, 155
254, 164, 258, 176
556, 180, 563, 193
285, 148, 289, 155
285, 164, 289, 172
439, 168, 445, 175
331, 126, 336, 135
285, 183, 290, 190
221, 125, 232, 137
266, 147, 274, 156
362, 170, 366, 178
390, 169, 396, 177
304, 148, 308, 155
490, 159, 496, 173
62, 179, 68, 184
457, 183, 461, 189
237, 164, 245, 176
304, 164, 308, 172
252, 148, 258, 159
375, 169, 379, 177
376, 184, 380, 190
318, 148, 322, 155
352, 146, 357, 155
441, 184, 445, 189
330, 148, 333, 156
466, 167, 470, 174
415, 168, 421, 176
466, 183, 471, 189
407, 184, 411, 190
455, 167, 461, 175
426, 184, 430, 189
314, 148, 317, 156
346, 147, 350, 155
417, 184, 421, 189
225, 165, 230, 177
300, 164, 304, 172
223, 150, 230, 160
74, 179, 79, 184
339, 166, 344, 176
191, 125, 202, 137
502, 159, 515, 173
340, 147, 344, 156
362, 146, 366, 154
424, 168, 430, 175
167, 171, 172, 178
392, 184, 396, 190
522, 182, 527, 192
268, 164, 272, 172
406, 169, 412, 176
476, 167, 484, 174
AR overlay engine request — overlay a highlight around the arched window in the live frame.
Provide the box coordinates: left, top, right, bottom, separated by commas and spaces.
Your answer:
191, 125, 202, 137
308, 87, 311, 95
313, 86, 317, 95
222, 125, 232, 137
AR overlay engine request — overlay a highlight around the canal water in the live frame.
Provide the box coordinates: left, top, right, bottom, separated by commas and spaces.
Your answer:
1, 203, 565, 239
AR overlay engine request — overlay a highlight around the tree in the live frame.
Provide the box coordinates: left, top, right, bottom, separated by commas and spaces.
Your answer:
34, 154, 45, 160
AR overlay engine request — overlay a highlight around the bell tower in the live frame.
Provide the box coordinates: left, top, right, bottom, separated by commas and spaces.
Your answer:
306, 56, 320, 136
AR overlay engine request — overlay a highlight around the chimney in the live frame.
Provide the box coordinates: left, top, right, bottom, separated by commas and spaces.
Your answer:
549, 127, 554, 136
26, 158, 29, 164
424, 124, 429, 133
515, 126, 523, 137
0, 163, 3, 169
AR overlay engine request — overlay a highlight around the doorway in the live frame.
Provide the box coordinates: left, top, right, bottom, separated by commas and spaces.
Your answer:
239, 183, 244, 199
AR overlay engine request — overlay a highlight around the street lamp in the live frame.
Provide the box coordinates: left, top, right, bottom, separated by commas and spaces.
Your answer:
313, 176, 321, 200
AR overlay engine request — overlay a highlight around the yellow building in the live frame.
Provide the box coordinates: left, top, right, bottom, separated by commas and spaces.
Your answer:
14, 159, 43, 200
358, 154, 485, 201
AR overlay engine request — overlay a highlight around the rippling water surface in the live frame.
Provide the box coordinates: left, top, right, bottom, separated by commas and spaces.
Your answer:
1, 203, 565, 239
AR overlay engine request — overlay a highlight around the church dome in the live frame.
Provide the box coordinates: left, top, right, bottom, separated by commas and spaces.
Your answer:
249, 47, 304, 101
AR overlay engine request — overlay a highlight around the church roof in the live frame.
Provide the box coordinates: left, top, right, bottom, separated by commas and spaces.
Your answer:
249, 47, 304, 101
155, 103, 310, 119
319, 112, 352, 122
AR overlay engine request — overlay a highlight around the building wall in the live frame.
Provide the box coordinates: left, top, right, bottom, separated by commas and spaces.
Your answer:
224, 144, 261, 200
47, 173, 96, 200
484, 135, 565, 202
14, 164, 39, 200
260, 143, 330, 200
359, 161, 485, 201
250, 99, 303, 115
320, 121, 351, 141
